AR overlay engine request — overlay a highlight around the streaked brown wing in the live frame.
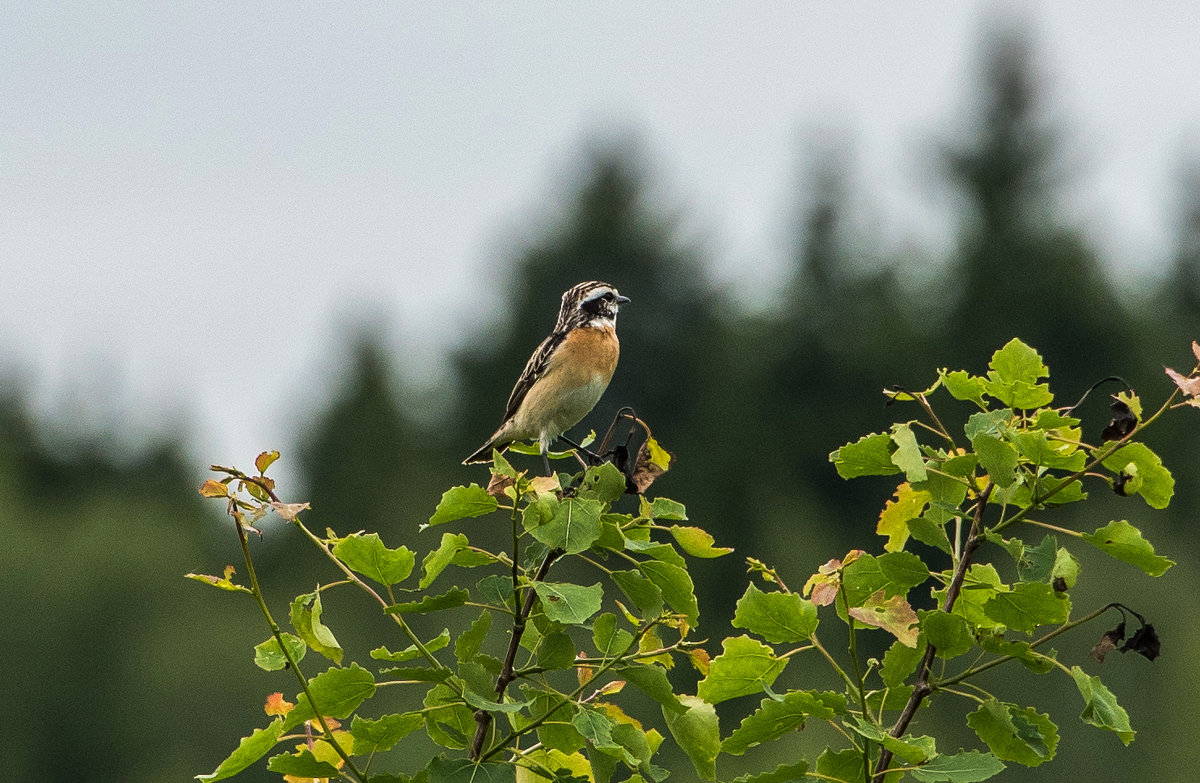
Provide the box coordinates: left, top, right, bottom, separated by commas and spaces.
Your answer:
502, 330, 566, 422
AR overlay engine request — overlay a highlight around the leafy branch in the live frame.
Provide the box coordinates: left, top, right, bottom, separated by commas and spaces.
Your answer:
189, 338, 1196, 783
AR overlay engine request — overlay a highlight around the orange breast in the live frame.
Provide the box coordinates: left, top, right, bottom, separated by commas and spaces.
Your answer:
548, 325, 620, 386
503, 325, 620, 443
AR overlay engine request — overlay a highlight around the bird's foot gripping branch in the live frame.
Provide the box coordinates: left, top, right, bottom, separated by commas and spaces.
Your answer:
192, 338, 1198, 783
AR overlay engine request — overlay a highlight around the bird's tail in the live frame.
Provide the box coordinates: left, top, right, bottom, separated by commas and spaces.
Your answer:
463, 439, 501, 465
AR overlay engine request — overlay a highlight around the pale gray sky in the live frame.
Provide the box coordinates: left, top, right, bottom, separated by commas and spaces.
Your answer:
4, 3, 1200, 466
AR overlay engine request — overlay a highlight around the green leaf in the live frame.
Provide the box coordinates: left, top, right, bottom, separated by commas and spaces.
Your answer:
450, 546, 495, 567
196, 719, 284, 782
830, 432, 901, 479
283, 663, 377, 731
966, 699, 1058, 767
611, 570, 664, 617
579, 462, 628, 503
696, 635, 787, 704
668, 525, 734, 558
963, 409, 1012, 441
531, 694, 584, 753
455, 609, 494, 662
185, 568, 251, 594
1016, 535, 1057, 583
427, 484, 499, 527
663, 694, 719, 781
534, 582, 604, 625
722, 691, 846, 755
461, 689, 532, 714
625, 537, 686, 566
983, 581, 1070, 633
610, 724, 657, 778
375, 665, 452, 682
919, 610, 974, 658
386, 587, 470, 615
332, 532, 416, 585
371, 629, 450, 662
881, 638, 926, 688
289, 590, 343, 664
593, 612, 635, 658
1013, 430, 1085, 471
253, 633, 307, 671
645, 496, 688, 520
572, 707, 628, 762
1024, 474, 1087, 506
729, 761, 809, 783
1052, 546, 1080, 589
639, 560, 699, 626
876, 482, 932, 553
1070, 666, 1135, 745
1083, 520, 1174, 576
530, 497, 603, 554
985, 339, 1054, 409
910, 750, 1006, 782
618, 664, 685, 713
477, 573, 515, 608
918, 468, 971, 527
420, 533, 471, 589
428, 757, 515, 783
266, 750, 340, 777
978, 631, 1056, 674
941, 369, 989, 406
423, 683, 476, 749
971, 434, 1019, 488
934, 563, 1005, 631
350, 712, 424, 755
1102, 442, 1174, 509
890, 423, 928, 482
596, 516, 627, 551
537, 630, 576, 669
816, 747, 864, 783
847, 717, 935, 764
732, 582, 818, 643
842, 551, 929, 606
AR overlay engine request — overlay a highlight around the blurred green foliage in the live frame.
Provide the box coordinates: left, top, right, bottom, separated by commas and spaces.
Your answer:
4, 31, 1200, 783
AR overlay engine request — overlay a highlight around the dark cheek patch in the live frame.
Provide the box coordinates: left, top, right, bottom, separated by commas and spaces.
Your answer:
581, 298, 605, 317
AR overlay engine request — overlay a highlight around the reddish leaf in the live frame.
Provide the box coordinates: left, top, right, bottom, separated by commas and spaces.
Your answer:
628, 436, 674, 494
255, 450, 281, 475
848, 590, 920, 647
199, 479, 229, 498
485, 472, 515, 499
1165, 366, 1200, 404
264, 692, 295, 717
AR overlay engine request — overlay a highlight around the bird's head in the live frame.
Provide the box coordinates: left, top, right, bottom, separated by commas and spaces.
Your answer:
558, 281, 630, 330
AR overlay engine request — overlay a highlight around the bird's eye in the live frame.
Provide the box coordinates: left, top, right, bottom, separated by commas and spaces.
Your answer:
602, 292, 615, 302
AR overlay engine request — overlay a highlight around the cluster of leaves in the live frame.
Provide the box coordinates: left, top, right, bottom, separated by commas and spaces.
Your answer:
193, 435, 734, 783
816, 338, 1185, 779
192, 339, 1198, 783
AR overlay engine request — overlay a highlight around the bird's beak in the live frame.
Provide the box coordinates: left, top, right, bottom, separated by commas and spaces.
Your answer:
616, 294, 631, 305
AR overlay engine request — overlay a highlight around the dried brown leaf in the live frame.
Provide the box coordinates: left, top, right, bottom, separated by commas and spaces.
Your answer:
269, 501, 310, 521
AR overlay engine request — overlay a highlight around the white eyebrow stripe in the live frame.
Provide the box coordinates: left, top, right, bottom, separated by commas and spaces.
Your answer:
581, 287, 614, 303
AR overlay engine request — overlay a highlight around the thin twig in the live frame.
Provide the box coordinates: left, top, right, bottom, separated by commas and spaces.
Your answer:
871, 482, 992, 782
230, 508, 367, 783
470, 548, 562, 759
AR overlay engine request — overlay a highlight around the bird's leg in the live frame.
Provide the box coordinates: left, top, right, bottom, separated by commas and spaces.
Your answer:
558, 434, 602, 466
540, 444, 553, 477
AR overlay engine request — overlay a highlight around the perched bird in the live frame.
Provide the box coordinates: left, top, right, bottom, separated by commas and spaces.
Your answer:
464, 280, 630, 474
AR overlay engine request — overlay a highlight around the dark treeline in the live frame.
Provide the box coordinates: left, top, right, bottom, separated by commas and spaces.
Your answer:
6, 32, 1200, 782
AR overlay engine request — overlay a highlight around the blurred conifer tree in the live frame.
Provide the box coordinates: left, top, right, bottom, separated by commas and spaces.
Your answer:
298, 334, 427, 535
942, 30, 1127, 386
